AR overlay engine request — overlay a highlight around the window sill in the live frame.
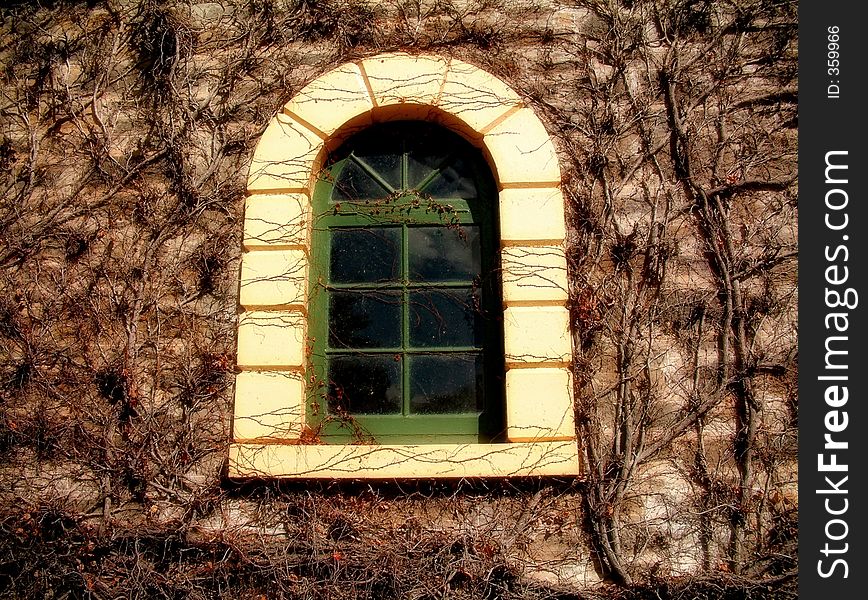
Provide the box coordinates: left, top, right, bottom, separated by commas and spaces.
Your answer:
228, 440, 580, 479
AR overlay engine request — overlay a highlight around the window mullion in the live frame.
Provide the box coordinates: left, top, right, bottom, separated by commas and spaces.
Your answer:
402, 222, 410, 418
401, 143, 411, 418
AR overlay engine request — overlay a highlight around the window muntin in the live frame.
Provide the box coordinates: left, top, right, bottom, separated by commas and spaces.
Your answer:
309, 122, 504, 444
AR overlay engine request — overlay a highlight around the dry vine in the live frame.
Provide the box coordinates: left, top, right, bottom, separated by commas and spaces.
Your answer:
1, 0, 796, 598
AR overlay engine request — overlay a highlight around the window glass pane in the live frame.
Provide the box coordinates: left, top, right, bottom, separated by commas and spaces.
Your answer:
409, 289, 482, 348
421, 155, 477, 198
332, 160, 391, 201
329, 355, 402, 414
355, 154, 401, 189
410, 354, 483, 414
330, 228, 401, 283
409, 226, 480, 282
329, 291, 401, 348
407, 150, 448, 189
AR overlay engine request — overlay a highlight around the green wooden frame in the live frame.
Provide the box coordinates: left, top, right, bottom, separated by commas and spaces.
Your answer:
308, 122, 505, 444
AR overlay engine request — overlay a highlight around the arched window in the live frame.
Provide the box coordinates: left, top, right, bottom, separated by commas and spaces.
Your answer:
308, 122, 504, 443
231, 53, 580, 478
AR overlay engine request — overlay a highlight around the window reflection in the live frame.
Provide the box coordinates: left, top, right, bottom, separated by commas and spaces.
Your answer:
330, 228, 401, 283
409, 289, 482, 348
407, 149, 449, 189
355, 154, 401, 190
421, 155, 477, 198
329, 291, 401, 348
410, 354, 483, 414
332, 160, 391, 201
329, 355, 402, 414
409, 226, 480, 282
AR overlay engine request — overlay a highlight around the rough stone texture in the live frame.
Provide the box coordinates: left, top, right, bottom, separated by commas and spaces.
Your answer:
0, 0, 797, 596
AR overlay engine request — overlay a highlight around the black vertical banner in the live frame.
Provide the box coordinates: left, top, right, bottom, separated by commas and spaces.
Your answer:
799, 2, 865, 598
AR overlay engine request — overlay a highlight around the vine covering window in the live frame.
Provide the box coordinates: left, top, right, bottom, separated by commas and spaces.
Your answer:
308, 121, 505, 444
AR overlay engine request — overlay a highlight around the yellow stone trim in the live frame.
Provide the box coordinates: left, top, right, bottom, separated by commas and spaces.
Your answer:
282, 108, 329, 141
236, 53, 580, 478
505, 367, 575, 441
247, 113, 324, 192
499, 187, 567, 243
504, 306, 572, 366
360, 53, 450, 108
479, 102, 525, 135
355, 60, 378, 108
500, 238, 567, 248
244, 187, 310, 196
439, 57, 523, 135
498, 181, 562, 190
484, 107, 562, 186
242, 193, 311, 250
229, 441, 580, 478
507, 436, 576, 443
233, 371, 306, 442
284, 62, 373, 137
239, 249, 308, 309
236, 310, 307, 369
504, 300, 568, 308
502, 244, 569, 304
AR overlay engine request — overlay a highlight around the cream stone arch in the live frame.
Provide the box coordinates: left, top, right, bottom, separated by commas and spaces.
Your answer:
229, 53, 580, 478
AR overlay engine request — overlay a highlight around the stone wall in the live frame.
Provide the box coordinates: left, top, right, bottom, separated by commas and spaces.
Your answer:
0, 0, 797, 596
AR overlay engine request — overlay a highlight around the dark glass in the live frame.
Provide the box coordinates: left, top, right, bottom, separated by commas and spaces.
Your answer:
330, 228, 400, 283
329, 355, 402, 414
410, 354, 483, 414
408, 226, 480, 282
409, 289, 482, 347
332, 160, 391, 201
407, 149, 449, 189
422, 155, 477, 198
354, 153, 402, 189
329, 291, 401, 348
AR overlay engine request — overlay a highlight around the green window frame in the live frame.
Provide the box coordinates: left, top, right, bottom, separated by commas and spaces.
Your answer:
308, 121, 505, 444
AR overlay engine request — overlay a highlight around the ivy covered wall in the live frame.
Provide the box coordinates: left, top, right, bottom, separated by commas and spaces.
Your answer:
0, 1, 797, 597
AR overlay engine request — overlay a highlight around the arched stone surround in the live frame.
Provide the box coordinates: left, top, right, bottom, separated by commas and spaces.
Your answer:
230, 53, 580, 478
